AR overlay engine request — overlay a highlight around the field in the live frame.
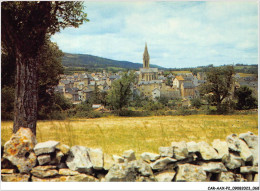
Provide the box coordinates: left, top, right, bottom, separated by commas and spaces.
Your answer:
1, 114, 258, 157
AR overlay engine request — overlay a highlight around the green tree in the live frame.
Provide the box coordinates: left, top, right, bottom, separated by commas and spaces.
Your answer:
106, 72, 136, 112
200, 66, 234, 113
235, 86, 257, 110
191, 98, 202, 109
2, 2, 88, 135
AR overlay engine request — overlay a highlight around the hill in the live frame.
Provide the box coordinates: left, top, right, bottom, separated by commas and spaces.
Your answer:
62, 53, 164, 73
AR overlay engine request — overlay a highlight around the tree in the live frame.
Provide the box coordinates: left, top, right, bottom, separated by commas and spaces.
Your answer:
2, 2, 88, 135
235, 86, 257, 110
200, 66, 234, 113
191, 98, 202, 109
106, 72, 136, 112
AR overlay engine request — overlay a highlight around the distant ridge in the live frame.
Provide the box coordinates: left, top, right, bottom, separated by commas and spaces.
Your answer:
62, 53, 164, 71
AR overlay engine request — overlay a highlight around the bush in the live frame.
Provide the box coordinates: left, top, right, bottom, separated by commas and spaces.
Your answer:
191, 98, 202, 109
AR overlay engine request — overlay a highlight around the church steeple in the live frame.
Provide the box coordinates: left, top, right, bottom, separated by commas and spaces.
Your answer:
143, 43, 150, 69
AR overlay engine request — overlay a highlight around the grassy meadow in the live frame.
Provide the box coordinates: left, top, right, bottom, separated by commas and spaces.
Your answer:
1, 114, 258, 157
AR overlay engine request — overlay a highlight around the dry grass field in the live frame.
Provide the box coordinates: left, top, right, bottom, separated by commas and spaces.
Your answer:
1, 114, 258, 157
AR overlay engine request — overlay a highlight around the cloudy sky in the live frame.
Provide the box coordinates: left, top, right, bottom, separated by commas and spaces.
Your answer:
51, 1, 258, 68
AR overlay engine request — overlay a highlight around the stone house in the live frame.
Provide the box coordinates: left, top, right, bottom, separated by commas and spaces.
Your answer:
172, 76, 184, 89
181, 82, 195, 99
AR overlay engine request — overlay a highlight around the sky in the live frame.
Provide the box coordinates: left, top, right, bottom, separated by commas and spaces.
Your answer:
51, 1, 258, 68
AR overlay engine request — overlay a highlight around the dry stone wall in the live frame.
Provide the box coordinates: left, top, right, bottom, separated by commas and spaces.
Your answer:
1, 128, 258, 182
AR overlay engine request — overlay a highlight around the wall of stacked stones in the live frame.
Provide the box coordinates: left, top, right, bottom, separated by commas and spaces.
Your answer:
1, 128, 258, 182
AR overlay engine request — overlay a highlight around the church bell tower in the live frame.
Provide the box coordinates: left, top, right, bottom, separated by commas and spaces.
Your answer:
143, 43, 150, 69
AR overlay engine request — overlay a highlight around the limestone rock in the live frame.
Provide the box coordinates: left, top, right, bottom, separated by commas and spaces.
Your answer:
37, 154, 51, 165
1, 169, 15, 174
245, 174, 253, 181
88, 148, 103, 170
31, 165, 58, 178
199, 162, 227, 173
223, 153, 244, 169
60, 174, 99, 182
31, 176, 61, 182
136, 176, 156, 182
103, 153, 114, 170
240, 166, 258, 174
171, 141, 189, 160
219, 172, 235, 182
155, 170, 176, 182
3, 127, 37, 173
235, 174, 247, 182
113, 155, 124, 163
187, 141, 199, 153
175, 164, 207, 182
150, 157, 177, 170
140, 152, 160, 162
122, 150, 136, 162
105, 163, 137, 182
212, 139, 229, 159
66, 146, 93, 173
239, 140, 253, 162
226, 134, 241, 152
131, 160, 153, 177
34, 141, 60, 156
198, 141, 220, 160
58, 168, 80, 176
56, 144, 70, 155
254, 174, 258, 182
159, 147, 173, 157
239, 131, 258, 148
1, 174, 30, 182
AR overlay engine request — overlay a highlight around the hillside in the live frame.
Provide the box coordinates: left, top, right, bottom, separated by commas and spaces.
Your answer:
62, 53, 164, 73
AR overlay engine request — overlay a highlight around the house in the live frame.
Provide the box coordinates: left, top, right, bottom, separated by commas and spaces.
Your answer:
152, 88, 160, 100
172, 76, 184, 89
181, 82, 195, 99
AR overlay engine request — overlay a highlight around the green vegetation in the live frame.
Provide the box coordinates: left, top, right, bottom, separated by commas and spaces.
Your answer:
235, 86, 257, 110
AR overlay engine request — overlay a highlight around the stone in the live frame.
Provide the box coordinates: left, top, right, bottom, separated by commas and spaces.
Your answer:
31, 165, 58, 178
250, 148, 258, 166
245, 174, 253, 182
159, 147, 173, 157
219, 172, 235, 182
97, 174, 106, 182
150, 157, 177, 170
34, 140, 60, 156
240, 166, 258, 174
58, 168, 80, 176
103, 154, 114, 170
131, 160, 153, 177
56, 144, 70, 155
60, 174, 99, 182
105, 163, 137, 182
1, 174, 30, 182
198, 141, 220, 160
136, 176, 156, 182
200, 162, 227, 173
239, 132, 258, 148
88, 148, 103, 170
1, 169, 15, 174
226, 134, 241, 152
223, 153, 244, 169
112, 155, 124, 163
155, 170, 176, 182
254, 174, 258, 182
3, 127, 37, 173
1, 158, 17, 169
49, 150, 64, 165
140, 152, 160, 162
212, 139, 229, 159
187, 141, 199, 153
122, 149, 136, 162
37, 154, 51, 165
57, 162, 67, 169
235, 174, 247, 182
171, 141, 189, 160
175, 164, 207, 182
31, 176, 61, 182
239, 140, 253, 162
66, 145, 93, 173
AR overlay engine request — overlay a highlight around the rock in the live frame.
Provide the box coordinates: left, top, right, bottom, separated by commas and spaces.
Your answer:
56, 144, 70, 155
198, 141, 220, 160
34, 141, 60, 156
1, 169, 15, 174
140, 152, 160, 162
250, 148, 258, 166
3, 127, 37, 173
175, 164, 207, 182
103, 154, 114, 170
31, 176, 61, 182
37, 154, 51, 165
200, 162, 227, 173
105, 163, 137, 182
212, 139, 229, 159
150, 157, 177, 170
240, 166, 258, 174
239, 132, 258, 148
226, 134, 241, 152
223, 153, 244, 169
88, 148, 103, 170
219, 172, 235, 182
122, 150, 136, 162
31, 165, 58, 178
1, 158, 17, 169
58, 168, 80, 176
254, 174, 258, 182
49, 150, 64, 165
235, 174, 247, 182
187, 141, 199, 153
97, 174, 106, 182
131, 160, 153, 177
57, 162, 67, 169
171, 141, 189, 160
66, 146, 92, 173
60, 174, 99, 182
112, 155, 124, 163
1, 174, 30, 182
155, 170, 176, 182
136, 176, 156, 182
239, 140, 253, 162
159, 147, 173, 157
245, 174, 253, 182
